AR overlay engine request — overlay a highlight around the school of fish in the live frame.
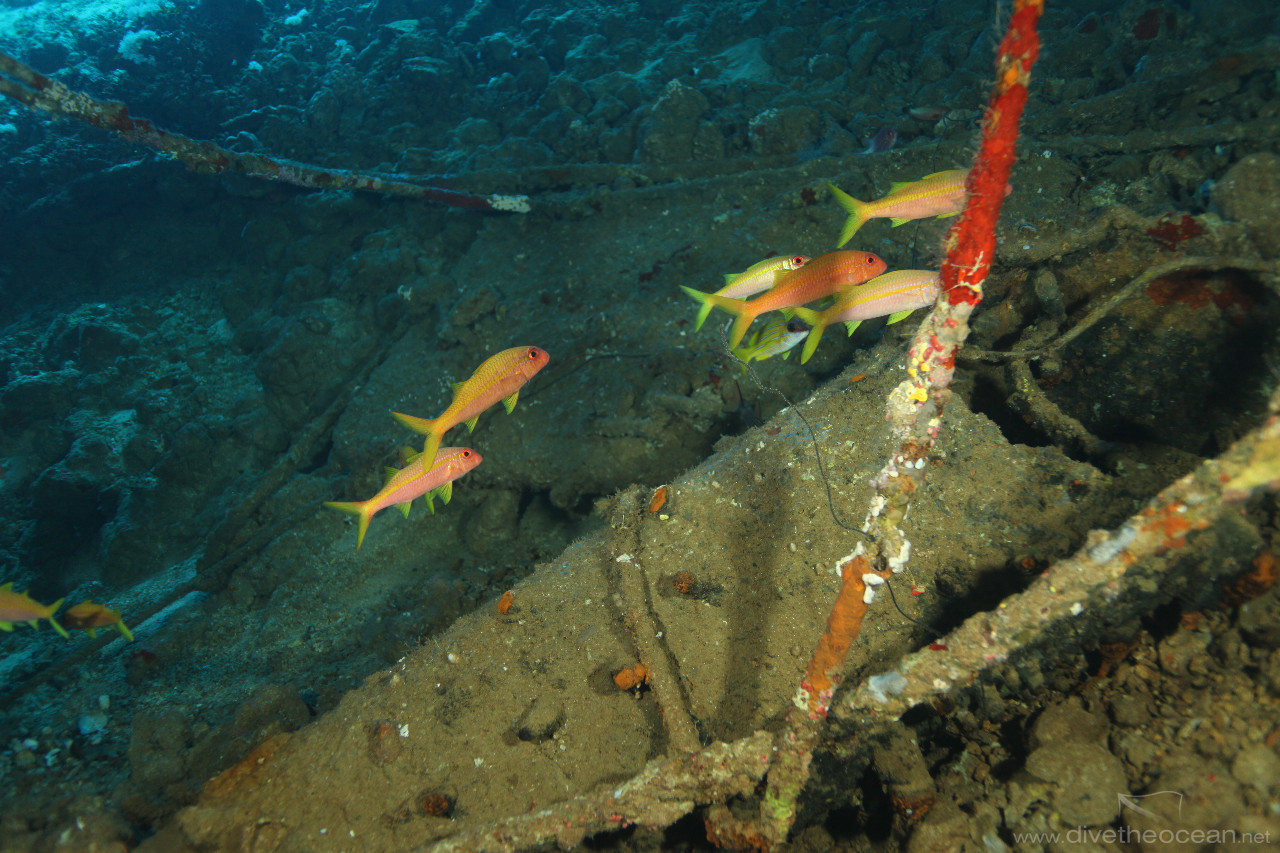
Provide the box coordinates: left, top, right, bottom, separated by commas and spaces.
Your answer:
682, 168, 983, 365
5, 167, 986, 653
326, 345, 550, 549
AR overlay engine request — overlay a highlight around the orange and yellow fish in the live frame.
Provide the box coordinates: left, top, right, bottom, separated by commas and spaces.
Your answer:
326, 446, 483, 549
681, 250, 887, 349
63, 600, 134, 641
392, 346, 550, 467
0, 582, 69, 638
792, 270, 941, 363
692, 255, 810, 331
828, 169, 971, 246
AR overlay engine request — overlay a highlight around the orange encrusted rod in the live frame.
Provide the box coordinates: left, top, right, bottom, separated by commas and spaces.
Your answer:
940, 0, 1044, 307
0, 50, 531, 213
748, 3, 1047, 847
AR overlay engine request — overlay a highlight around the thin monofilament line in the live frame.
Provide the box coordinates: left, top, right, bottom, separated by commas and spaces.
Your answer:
727, 331, 939, 632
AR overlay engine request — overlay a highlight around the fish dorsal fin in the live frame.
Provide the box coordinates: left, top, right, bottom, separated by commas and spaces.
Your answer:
844, 320, 863, 336
920, 170, 954, 180
502, 390, 520, 414
438, 481, 454, 505
723, 272, 737, 285
451, 380, 468, 399
886, 309, 915, 324
463, 415, 480, 433
0, 582, 11, 592
888, 181, 910, 193
383, 466, 399, 483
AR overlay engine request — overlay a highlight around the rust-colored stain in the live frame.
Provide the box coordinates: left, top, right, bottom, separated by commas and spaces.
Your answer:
1145, 213, 1203, 249
1222, 551, 1279, 607
497, 590, 515, 615
1146, 269, 1254, 312
203, 733, 290, 800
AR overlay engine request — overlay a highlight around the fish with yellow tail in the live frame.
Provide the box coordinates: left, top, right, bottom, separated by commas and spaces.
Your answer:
63, 600, 134, 641
690, 255, 810, 331
392, 346, 549, 467
828, 169, 972, 246
0, 583, 69, 638
681, 250, 886, 349
791, 270, 941, 363
326, 446, 483, 549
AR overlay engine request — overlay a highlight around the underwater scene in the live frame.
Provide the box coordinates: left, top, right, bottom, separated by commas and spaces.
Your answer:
2, 0, 1280, 849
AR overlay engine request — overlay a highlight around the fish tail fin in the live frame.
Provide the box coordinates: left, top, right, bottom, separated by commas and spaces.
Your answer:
680, 286, 719, 332
683, 286, 755, 343
390, 410, 438, 437
828, 182, 870, 247
800, 322, 828, 364
324, 500, 374, 550
790, 306, 821, 326
727, 308, 760, 351
420, 435, 443, 470
46, 598, 69, 639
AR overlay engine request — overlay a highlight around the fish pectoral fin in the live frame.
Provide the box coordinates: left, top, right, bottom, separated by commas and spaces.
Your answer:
886, 309, 916, 324
889, 217, 911, 227
844, 320, 863, 336
0, 621, 13, 632
934, 211, 959, 220
463, 415, 480, 433
502, 390, 520, 414
437, 481, 454, 505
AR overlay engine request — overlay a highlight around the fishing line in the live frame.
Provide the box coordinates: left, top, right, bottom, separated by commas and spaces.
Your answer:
726, 326, 869, 543
726, 330, 939, 634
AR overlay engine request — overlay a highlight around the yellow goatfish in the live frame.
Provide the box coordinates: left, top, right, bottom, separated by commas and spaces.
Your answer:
392, 346, 549, 468
681, 250, 886, 349
690, 255, 809, 331
792, 270, 941, 363
63, 600, 134, 641
326, 446, 483, 549
828, 170, 970, 246
0, 583, 69, 638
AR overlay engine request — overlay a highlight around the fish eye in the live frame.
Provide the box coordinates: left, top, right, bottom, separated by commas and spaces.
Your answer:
792, 255, 806, 265
462, 450, 472, 458
527, 348, 538, 359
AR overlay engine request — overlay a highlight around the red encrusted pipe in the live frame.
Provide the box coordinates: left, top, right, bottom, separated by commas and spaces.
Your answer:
940, 0, 1043, 306
0, 50, 529, 213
